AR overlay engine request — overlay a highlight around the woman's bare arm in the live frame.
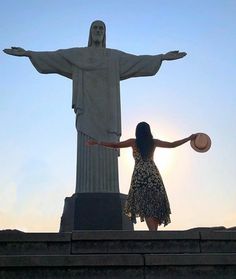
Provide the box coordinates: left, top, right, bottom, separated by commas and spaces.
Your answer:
154, 134, 197, 148
87, 138, 135, 149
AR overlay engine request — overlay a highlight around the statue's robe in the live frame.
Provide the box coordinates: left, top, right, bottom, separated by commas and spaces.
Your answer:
29, 47, 163, 192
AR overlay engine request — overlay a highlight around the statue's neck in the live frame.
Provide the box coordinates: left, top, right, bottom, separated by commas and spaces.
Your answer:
90, 41, 103, 48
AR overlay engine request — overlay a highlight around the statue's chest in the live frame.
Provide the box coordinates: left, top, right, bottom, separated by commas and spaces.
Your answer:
85, 49, 109, 67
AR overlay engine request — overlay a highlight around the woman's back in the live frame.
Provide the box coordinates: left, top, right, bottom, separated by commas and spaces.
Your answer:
132, 144, 155, 162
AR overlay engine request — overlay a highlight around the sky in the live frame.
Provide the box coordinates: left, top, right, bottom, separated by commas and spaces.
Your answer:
0, 0, 235, 232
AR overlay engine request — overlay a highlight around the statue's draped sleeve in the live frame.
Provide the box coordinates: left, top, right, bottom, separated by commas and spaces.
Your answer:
29, 49, 84, 116
117, 51, 163, 80
29, 49, 73, 79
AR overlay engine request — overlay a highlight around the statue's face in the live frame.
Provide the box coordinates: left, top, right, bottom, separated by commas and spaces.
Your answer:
91, 21, 105, 44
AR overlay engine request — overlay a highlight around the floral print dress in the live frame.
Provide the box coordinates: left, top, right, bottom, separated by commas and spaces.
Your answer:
124, 146, 171, 226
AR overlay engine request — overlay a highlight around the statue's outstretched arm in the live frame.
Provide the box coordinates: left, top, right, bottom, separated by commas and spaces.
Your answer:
3, 47, 73, 78
162, 50, 187, 61
3, 47, 31, 57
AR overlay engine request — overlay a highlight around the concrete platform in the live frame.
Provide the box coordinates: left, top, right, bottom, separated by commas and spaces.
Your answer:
0, 228, 236, 278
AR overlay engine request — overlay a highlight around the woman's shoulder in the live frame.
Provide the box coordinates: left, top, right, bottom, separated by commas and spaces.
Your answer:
153, 138, 160, 146
128, 138, 136, 145
117, 138, 136, 148
125, 138, 136, 148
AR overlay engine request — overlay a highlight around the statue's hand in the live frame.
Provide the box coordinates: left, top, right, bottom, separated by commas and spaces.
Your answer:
3, 47, 28, 57
163, 51, 187, 61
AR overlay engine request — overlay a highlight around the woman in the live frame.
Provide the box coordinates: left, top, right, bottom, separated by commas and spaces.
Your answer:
87, 122, 196, 231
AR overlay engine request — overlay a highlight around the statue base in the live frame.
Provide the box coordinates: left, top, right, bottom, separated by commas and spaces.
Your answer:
59, 193, 134, 231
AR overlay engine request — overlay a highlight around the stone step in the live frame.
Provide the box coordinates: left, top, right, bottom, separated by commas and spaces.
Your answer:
0, 254, 143, 267
0, 254, 236, 279
1, 229, 236, 255
0, 232, 71, 255
1, 253, 236, 266
72, 230, 201, 254
1, 229, 236, 278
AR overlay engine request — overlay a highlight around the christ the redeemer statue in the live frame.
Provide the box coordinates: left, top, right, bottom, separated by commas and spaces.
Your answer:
4, 20, 186, 195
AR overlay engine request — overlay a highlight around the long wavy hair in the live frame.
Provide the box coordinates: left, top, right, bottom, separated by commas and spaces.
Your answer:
88, 20, 106, 48
135, 122, 154, 160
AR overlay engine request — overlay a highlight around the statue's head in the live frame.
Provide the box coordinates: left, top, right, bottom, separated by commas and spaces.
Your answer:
88, 20, 106, 48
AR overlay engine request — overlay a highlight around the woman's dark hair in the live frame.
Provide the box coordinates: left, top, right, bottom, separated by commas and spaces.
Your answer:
135, 122, 154, 160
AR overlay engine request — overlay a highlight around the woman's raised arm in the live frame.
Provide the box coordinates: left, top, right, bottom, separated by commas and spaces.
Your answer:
154, 134, 197, 148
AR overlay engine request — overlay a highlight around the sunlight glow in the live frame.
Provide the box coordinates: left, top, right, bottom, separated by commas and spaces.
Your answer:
154, 148, 173, 176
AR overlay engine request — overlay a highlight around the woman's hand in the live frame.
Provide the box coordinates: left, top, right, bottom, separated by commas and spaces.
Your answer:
189, 134, 198, 141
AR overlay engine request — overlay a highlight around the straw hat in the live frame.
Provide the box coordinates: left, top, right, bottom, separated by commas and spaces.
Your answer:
190, 133, 211, 153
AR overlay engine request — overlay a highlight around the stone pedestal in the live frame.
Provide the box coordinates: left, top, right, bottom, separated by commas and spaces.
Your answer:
59, 193, 133, 231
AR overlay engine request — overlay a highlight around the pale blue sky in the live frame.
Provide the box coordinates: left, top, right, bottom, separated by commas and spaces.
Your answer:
0, 0, 235, 231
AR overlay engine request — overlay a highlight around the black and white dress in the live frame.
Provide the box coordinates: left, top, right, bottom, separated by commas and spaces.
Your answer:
124, 147, 171, 226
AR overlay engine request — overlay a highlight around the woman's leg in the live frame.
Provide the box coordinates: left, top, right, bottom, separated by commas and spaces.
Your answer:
153, 217, 159, 231
145, 217, 158, 231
